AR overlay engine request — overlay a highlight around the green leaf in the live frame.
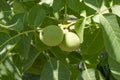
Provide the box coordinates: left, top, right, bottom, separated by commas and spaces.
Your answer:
9, 13, 25, 32
100, 14, 120, 63
81, 27, 104, 55
82, 68, 96, 80
113, 0, 120, 4
97, 71, 105, 80
13, 45, 40, 73
0, 13, 24, 32
15, 33, 33, 58
81, 68, 104, 80
83, 0, 103, 11
0, 0, 11, 18
67, 52, 82, 64
28, 52, 47, 74
13, 1, 26, 14
52, 0, 64, 12
50, 47, 81, 80
112, 5, 120, 17
0, 32, 15, 63
0, 26, 9, 33
34, 32, 49, 52
66, 0, 80, 12
28, 5, 46, 29
104, 0, 111, 8
39, 0, 54, 7
50, 47, 68, 67
76, 73, 83, 80
41, 17, 59, 28
0, 57, 22, 80
23, 0, 35, 2
75, 18, 85, 43
108, 57, 120, 80
40, 58, 70, 80
22, 45, 40, 72
0, 21, 21, 31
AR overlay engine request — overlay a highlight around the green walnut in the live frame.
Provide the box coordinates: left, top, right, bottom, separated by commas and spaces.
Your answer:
39, 25, 64, 46
59, 32, 80, 52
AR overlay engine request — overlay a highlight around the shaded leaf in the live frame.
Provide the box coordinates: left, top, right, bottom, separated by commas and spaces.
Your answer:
97, 71, 105, 80
67, 52, 82, 64
0, 0, 11, 18
0, 32, 15, 63
13, 1, 26, 14
113, 0, 120, 5
40, 58, 70, 80
50, 47, 68, 67
108, 57, 120, 80
28, 52, 47, 74
66, 0, 80, 13
9, 13, 24, 32
81, 27, 104, 55
50, 47, 81, 80
13, 45, 40, 73
83, 0, 103, 11
28, 5, 46, 29
76, 73, 83, 80
34, 32, 49, 52
52, 0, 64, 12
22, 45, 40, 72
0, 13, 24, 32
41, 17, 59, 28
0, 57, 22, 80
23, 0, 35, 2
15, 33, 33, 58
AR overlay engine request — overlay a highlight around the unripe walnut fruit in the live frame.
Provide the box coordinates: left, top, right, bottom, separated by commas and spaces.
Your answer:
39, 25, 64, 46
59, 32, 80, 52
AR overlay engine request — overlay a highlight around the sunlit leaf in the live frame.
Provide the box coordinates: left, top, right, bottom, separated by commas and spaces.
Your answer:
75, 18, 85, 43
108, 57, 120, 79
82, 68, 96, 80
100, 14, 120, 63
112, 5, 120, 17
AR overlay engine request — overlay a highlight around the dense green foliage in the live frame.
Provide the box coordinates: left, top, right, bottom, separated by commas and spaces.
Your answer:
0, 0, 120, 80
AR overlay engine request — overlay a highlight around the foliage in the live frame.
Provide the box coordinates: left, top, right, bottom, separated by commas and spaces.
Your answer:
0, 0, 120, 80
